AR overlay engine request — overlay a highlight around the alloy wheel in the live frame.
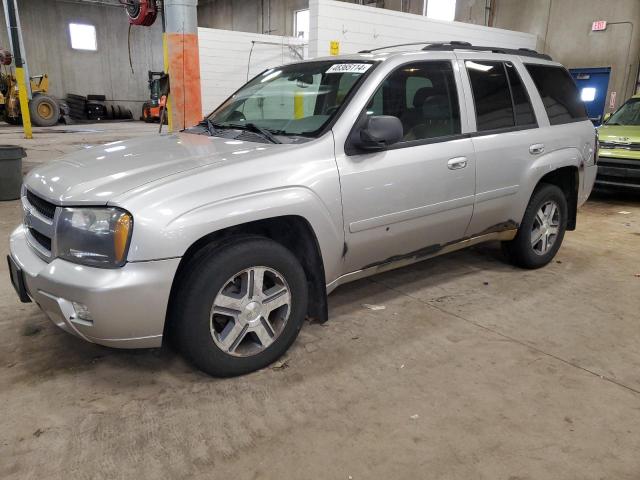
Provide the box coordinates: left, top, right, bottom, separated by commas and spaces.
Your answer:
531, 200, 560, 255
210, 266, 291, 357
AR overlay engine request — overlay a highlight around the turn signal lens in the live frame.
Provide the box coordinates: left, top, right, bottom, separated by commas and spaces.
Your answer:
114, 213, 132, 263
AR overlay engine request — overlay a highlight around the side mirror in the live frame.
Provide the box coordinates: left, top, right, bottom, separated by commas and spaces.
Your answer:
603, 112, 611, 122
354, 115, 403, 151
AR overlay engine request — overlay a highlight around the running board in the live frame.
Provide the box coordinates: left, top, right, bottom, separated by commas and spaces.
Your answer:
326, 229, 517, 293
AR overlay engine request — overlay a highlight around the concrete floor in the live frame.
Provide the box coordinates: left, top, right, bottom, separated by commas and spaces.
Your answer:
1, 122, 639, 479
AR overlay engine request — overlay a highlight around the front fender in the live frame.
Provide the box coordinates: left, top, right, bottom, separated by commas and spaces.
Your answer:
127, 186, 345, 284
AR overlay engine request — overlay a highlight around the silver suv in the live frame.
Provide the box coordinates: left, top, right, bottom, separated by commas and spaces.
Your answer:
8, 42, 597, 376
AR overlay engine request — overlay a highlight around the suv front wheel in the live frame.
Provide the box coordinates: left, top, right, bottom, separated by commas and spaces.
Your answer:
172, 237, 308, 377
503, 183, 568, 269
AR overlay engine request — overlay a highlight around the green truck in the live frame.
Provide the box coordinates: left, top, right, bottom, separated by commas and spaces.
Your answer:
597, 94, 640, 190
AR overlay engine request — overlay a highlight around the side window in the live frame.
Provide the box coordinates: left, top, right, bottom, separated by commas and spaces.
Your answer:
525, 64, 588, 125
505, 62, 536, 126
366, 87, 384, 116
466, 60, 514, 131
336, 72, 361, 104
366, 61, 461, 141
405, 76, 433, 109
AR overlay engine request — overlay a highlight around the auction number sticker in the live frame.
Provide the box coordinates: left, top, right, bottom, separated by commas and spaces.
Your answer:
326, 63, 372, 74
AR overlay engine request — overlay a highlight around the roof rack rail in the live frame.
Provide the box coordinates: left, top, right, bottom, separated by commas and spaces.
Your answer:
422, 42, 553, 60
358, 42, 440, 54
357, 41, 552, 61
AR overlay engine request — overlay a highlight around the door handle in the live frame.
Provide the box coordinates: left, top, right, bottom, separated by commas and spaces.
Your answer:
447, 156, 467, 170
529, 144, 545, 155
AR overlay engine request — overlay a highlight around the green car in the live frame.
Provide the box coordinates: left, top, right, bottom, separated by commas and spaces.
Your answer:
597, 94, 640, 190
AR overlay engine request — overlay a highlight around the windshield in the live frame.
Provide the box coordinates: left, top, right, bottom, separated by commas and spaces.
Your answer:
207, 60, 375, 139
607, 98, 640, 126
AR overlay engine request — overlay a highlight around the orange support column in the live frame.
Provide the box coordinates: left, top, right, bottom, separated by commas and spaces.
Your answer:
164, 0, 202, 131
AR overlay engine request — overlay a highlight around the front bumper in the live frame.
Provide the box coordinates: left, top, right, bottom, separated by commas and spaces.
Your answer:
9, 226, 181, 348
595, 156, 640, 190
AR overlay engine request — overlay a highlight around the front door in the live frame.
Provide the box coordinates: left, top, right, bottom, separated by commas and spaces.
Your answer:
337, 60, 476, 273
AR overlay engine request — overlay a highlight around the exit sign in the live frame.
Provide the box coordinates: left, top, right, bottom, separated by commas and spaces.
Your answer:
592, 20, 607, 31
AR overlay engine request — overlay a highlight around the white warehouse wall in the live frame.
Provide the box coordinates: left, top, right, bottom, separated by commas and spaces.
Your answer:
198, 28, 305, 114
198, 2, 537, 114
309, 0, 537, 57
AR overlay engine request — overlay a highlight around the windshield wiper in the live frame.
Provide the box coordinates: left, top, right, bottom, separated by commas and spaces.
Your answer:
225, 122, 282, 144
198, 119, 282, 144
197, 118, 224, 136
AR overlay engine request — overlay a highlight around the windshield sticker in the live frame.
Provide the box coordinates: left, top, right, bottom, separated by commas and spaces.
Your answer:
326, 63, 372, 74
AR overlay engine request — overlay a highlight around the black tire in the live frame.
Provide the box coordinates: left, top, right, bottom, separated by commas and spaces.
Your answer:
29, 94, 60, 127
502, 183, 568, 269
67, 93, 87, 102
4, 111, 20, 125
66, 99, 86, 109
171, 237, 308, 377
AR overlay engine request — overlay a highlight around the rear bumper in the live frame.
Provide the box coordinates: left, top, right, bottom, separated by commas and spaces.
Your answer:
595, 157, 640, 190
9, 226, 181, 348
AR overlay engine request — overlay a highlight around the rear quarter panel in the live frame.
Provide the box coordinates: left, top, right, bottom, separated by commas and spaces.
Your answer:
508, 58, 596, 222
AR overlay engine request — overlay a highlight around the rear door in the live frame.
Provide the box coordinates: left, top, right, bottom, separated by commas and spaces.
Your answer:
456, 53, 541, 236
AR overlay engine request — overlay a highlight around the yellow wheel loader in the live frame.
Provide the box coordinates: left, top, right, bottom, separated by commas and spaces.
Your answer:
0, 49, 60, 127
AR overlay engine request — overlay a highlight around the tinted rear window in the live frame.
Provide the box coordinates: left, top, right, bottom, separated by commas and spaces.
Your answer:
525, 64, 588, 125
466, 60, 514, 131
505, 62, 536, 126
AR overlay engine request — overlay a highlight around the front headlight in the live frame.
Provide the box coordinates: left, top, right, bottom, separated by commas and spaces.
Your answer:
56, 207, 133, 268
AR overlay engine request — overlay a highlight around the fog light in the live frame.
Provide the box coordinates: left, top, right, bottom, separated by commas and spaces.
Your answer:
72, 302, 93, 322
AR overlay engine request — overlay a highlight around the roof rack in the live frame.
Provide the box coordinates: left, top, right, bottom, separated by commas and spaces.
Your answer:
422, 42, 552, 60
358, 41, 552, 61
358, 42, 440, 54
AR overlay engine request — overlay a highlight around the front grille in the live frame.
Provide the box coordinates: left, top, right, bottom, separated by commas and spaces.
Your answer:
598, 159, 640, 170
599, 141, 640, 151
597, 158, 640, 187
28, 227, 52, 251
26, 190, 56, 220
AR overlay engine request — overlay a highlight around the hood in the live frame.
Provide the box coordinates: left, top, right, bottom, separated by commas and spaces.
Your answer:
598, 124, 640, 143
598, 124, 640, 160
24, 132, 292, 204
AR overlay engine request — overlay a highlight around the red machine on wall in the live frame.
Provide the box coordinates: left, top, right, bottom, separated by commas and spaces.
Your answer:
120, 0, 158, 26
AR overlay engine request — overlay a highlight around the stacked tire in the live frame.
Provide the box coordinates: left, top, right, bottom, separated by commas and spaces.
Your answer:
65, 93, 133, 122
66, 94, 87, 121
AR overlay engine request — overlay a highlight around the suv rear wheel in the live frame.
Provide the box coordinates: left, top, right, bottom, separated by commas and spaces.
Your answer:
502, 183, 568, 269
172, 237, 308, 377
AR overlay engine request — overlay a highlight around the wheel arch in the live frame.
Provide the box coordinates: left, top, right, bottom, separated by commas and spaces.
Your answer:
522, 147, 583, 231
532, 165, 579, 230
165, 215, 329, 340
